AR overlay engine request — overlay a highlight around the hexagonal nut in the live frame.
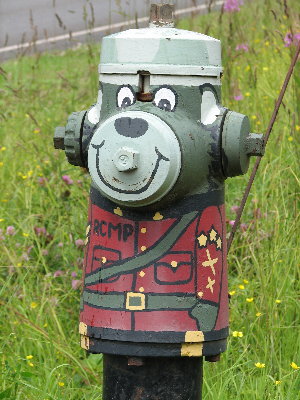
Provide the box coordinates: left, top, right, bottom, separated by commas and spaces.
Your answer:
245, 133, 265, 156
113, 147, 139, 172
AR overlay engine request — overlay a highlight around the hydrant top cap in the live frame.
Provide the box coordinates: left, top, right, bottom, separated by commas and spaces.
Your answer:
99, 27, 222, 76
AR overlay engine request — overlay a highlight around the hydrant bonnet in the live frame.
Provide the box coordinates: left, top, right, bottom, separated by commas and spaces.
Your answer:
99, 28, 222, 77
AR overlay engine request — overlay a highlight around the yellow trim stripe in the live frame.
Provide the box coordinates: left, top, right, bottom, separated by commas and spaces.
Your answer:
80, 335, 90, 350
185, 331, 204, 342
181, 343, 203, 357
79, 322, 87, 335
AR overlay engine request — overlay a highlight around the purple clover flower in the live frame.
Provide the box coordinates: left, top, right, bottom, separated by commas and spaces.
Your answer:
53, 270, 64, 277
240, 223, 248, 232
231, 205, 240, 213
34, 226, 47, 236
235, 43, 249, 52
234, 94, 244, 101
6, 226, 16, 236
38, 177, 47, 186
62, 175, 74, 185
72, 279, 81, 290
224, 0, 242, 12
75, 239, 85, 248
284, 32, 300, 47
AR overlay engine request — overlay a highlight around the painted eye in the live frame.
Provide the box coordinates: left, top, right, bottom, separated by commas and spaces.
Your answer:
153, 87, 177, 112
117, 86, 136, 109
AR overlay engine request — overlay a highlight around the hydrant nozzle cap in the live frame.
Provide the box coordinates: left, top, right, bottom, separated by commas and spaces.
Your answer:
149, 4, 175, 28
221, 111, 264, 178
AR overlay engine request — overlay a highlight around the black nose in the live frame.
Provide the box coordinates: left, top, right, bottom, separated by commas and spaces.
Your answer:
114, 117, 148, 138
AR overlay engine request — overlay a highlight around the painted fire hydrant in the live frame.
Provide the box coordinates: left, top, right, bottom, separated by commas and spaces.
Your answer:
54, 4, 264, 399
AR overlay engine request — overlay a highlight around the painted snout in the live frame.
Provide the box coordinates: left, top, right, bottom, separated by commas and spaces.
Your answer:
88, 111, 181, 207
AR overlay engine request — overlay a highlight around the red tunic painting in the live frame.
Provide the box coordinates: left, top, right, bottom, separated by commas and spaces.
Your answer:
79, 189, 228, 356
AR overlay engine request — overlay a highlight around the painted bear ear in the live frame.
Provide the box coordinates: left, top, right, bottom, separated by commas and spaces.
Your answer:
199, 86, 220, 125
87, 89, 102, 125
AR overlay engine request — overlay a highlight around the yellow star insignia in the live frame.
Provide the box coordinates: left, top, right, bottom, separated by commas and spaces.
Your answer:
197, 233, 207, 247
113, 207, 123, 216
153, 212, 163, 220
216, 237, 222, 249
202, 249, 218, 275
209, 228, 217, 242
206, 277, 215, 293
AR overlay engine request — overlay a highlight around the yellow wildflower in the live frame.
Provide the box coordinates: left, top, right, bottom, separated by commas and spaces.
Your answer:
243, 279, 249, 284
16, 263, 22, 267
246, 298, 254, 303
0, 146, 6, 151
232, 331, 243, 338
245, 92, 250, 97
23, 233, 29, 237
238, 284, 245, 290
275, 380, 281, 385
295, 125, 300, 131
275, 299, 282, 304
290, 362, 300, 370
26, 355, 33, 360
288, 136, 293, 142
33, 129, 40, 134
263, 67, 269, 71
27, 362, 34, 367
265, 41, 270, 46
245, 65, 250, 72
0, 218, 4, 222
256, 312, 262, 317
251, 115, 257, 120
0, 162, 4, 167
255, 362, 265, 368
30, 302, 38, 309
58, 382, 65, 387
43, 323, 48, 328
229, 290, 236, 296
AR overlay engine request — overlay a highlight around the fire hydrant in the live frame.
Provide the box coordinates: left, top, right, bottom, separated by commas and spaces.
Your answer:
54, 4, 264, 399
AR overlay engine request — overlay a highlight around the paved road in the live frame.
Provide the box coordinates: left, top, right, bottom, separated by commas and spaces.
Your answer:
0, 0, 223, 61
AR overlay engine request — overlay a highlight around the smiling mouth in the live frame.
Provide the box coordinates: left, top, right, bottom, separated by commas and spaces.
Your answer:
91, 140, 170, 194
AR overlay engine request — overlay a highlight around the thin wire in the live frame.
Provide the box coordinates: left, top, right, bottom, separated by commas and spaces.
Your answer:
227, 40, 300, 253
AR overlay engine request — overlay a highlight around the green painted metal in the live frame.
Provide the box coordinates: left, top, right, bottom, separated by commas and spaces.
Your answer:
100, 27, 222, 76
221, 111, 263, 177
54, 110, 86, 167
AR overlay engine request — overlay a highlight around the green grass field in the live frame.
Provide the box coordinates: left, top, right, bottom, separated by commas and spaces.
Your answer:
0, 0, 299, 398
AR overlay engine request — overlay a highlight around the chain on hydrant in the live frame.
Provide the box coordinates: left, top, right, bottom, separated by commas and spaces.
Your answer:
54, 4, 264, 399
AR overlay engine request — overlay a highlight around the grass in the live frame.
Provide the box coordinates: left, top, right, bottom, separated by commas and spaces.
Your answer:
0, 0, 299, 398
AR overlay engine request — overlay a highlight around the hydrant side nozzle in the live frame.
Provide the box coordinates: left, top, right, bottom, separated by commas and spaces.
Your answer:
53, 110, 87, 167
54, 127, 65, 150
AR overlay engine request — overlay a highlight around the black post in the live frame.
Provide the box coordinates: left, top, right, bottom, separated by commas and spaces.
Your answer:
103, 354, 203, 400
